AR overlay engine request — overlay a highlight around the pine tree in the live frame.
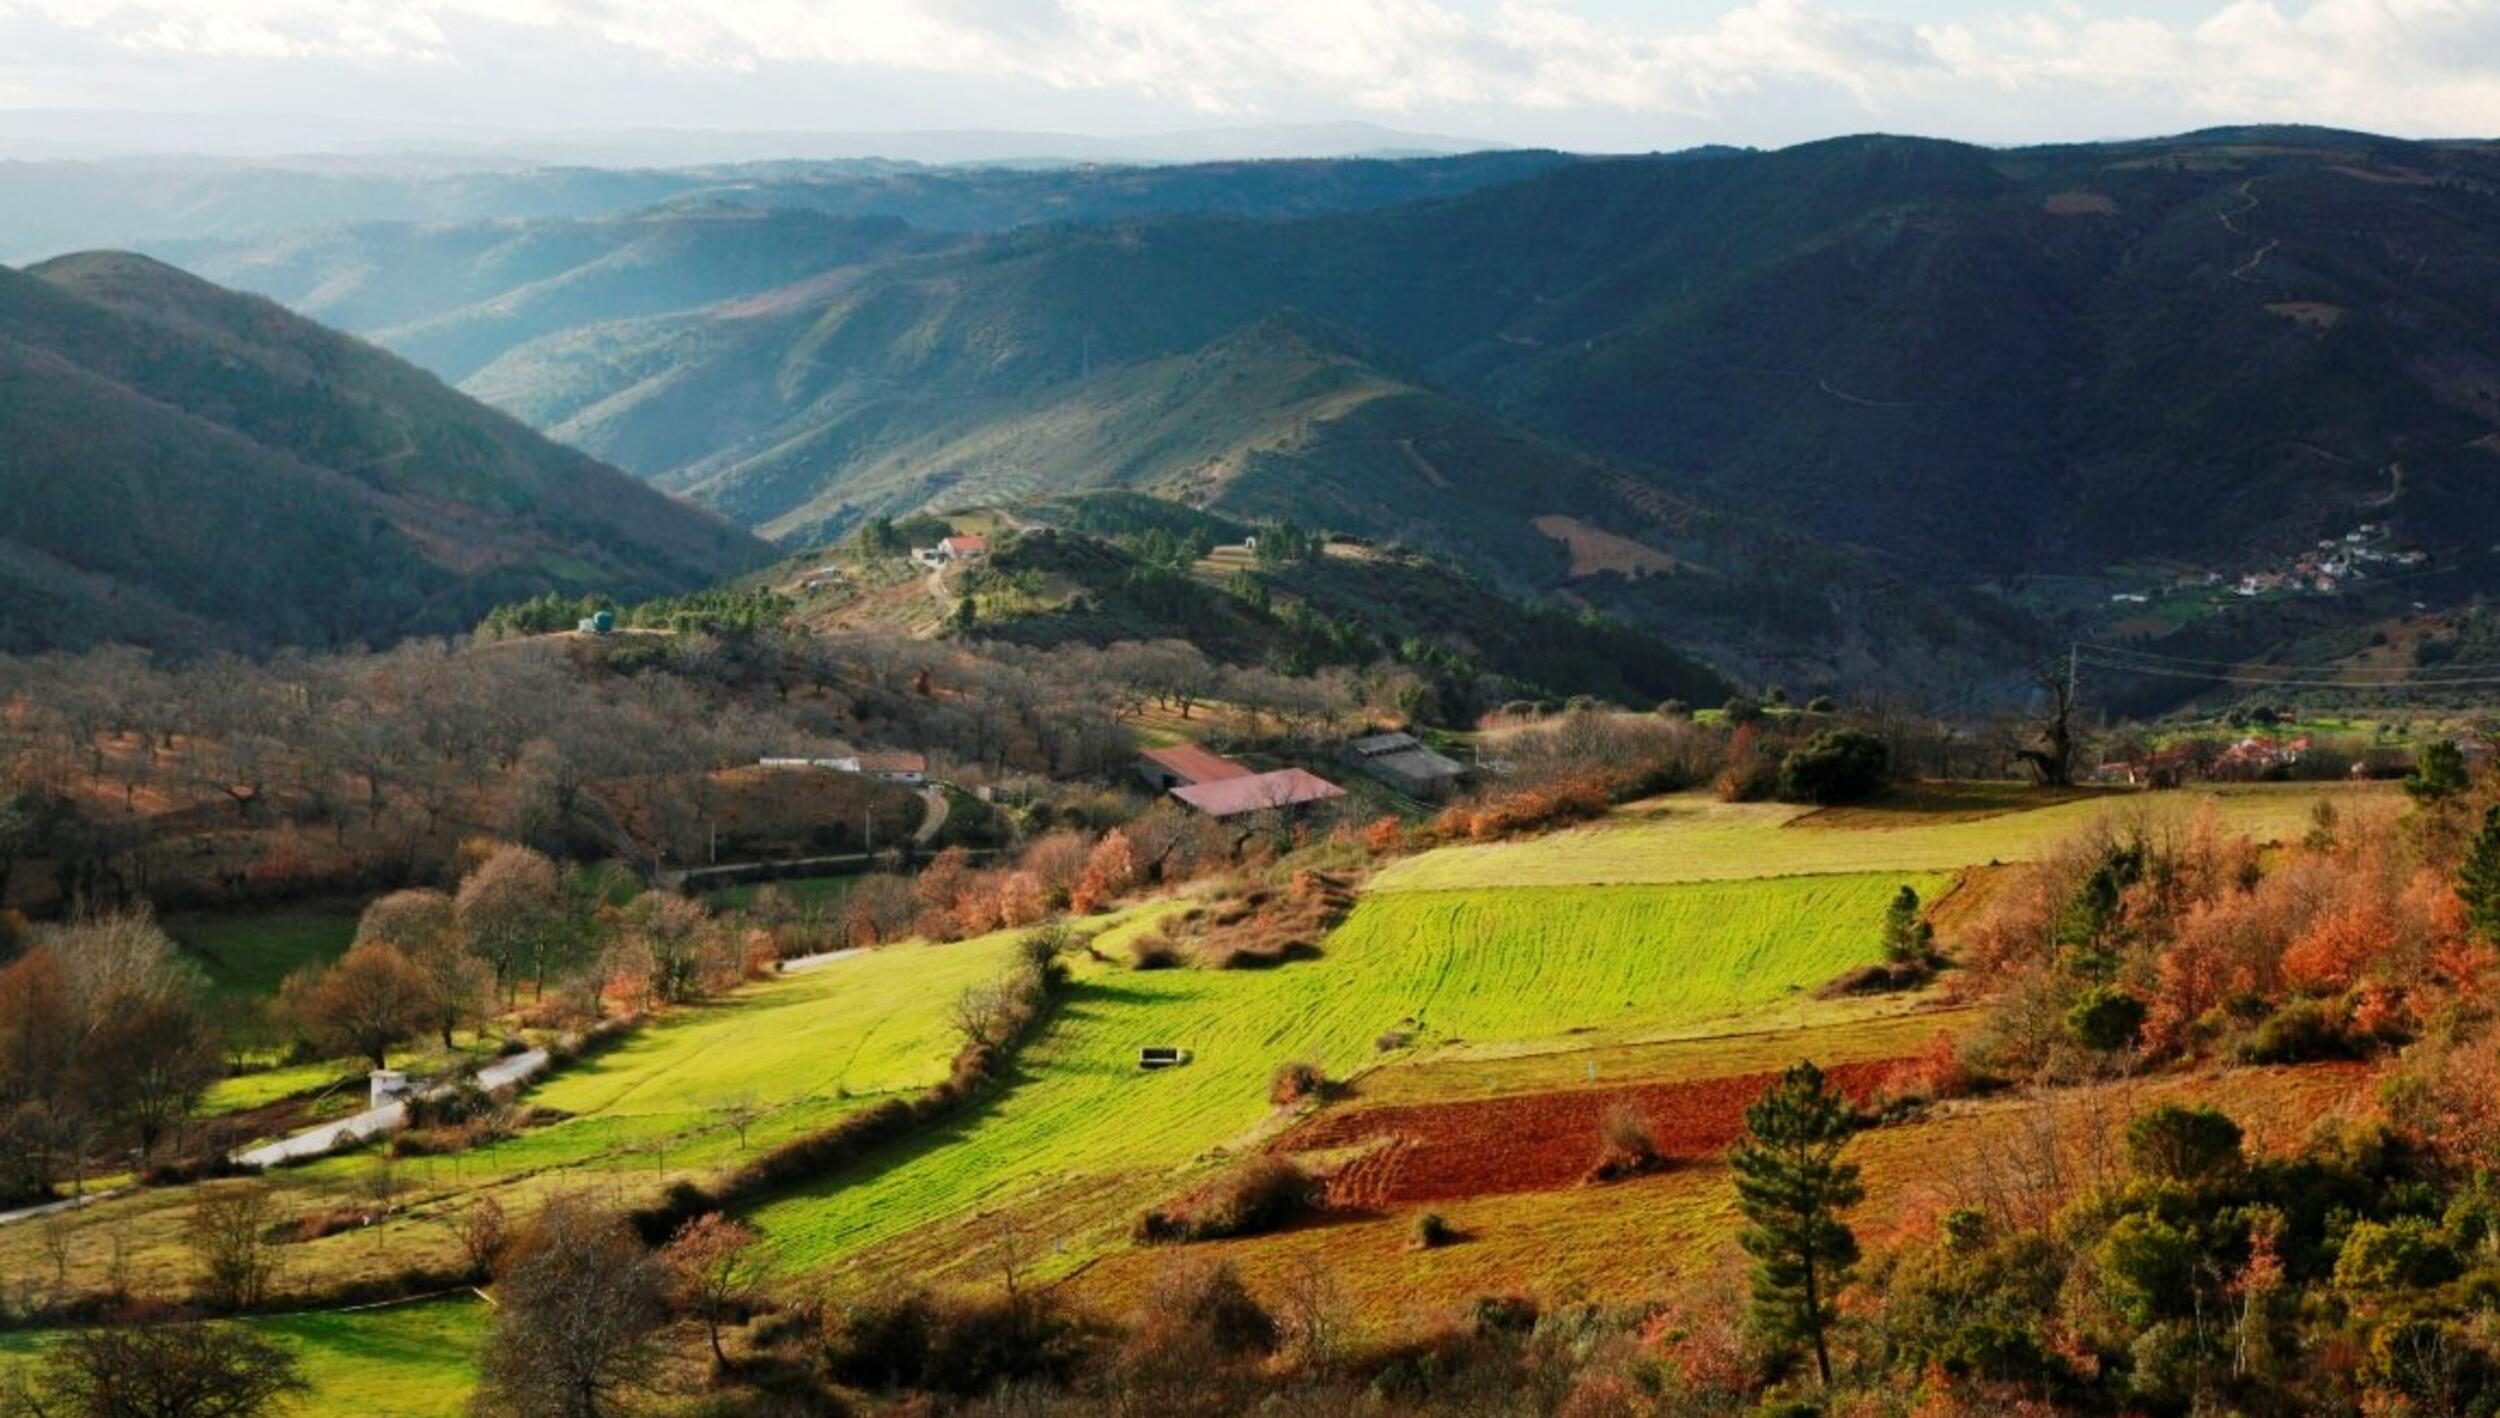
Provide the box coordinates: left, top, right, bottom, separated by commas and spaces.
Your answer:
2458, 805, 2500, 943
1731, 1060, 1863, 1390
1880, 885, 1932, 964
2407, 739, 2471, 803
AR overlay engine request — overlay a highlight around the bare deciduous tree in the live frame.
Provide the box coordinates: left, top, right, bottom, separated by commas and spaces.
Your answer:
18, 1311, 305, 1418
659, 1212, 773, 1370
475, 1194, 666, 1418
455, 844, 561, 1003
184, 1185, 279, 1312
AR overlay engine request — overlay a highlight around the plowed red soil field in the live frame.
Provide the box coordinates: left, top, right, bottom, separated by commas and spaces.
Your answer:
1283, 1059, 1905, 1208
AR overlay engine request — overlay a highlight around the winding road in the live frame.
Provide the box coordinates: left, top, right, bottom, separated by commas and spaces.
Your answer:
0, 1048, 553, 1228
231, 1048, 551, 1171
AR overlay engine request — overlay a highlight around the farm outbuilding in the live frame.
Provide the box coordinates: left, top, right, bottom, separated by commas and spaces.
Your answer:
1343, 731, 1468, 796
1170, 767, 1345, 819
1136, 743, 1252, 792
830, 752, 930, 784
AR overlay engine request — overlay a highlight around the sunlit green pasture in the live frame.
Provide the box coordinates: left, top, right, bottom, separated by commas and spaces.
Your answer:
704, 874, 864, 912
0, 919, 1054, 1302
746, 871, 1942, 1281
1368, 782, 2388, 893
201, 1060, 358, 1118
0, 1298, 483, 1418
164, 904, 359, 999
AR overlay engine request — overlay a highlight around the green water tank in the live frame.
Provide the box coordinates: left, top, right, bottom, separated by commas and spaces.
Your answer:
590, 609, 616, 634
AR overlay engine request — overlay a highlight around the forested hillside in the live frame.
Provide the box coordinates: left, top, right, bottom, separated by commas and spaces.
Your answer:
67, 127, 2500, 698
0, 253, 765, 653
459, 128, 2500, 593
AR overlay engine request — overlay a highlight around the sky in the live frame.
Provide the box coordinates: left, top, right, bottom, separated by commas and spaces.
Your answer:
1, 0, 2498, 157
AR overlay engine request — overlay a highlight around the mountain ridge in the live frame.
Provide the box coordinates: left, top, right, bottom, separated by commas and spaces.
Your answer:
0, 251, 767, 653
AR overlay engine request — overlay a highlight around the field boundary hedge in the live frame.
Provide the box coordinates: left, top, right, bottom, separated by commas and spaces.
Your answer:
627, 949, 1067, 1243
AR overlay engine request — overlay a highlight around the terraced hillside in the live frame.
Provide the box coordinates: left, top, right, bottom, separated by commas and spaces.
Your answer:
0, 778, 2395, 1397
744, 871, 1934, 1280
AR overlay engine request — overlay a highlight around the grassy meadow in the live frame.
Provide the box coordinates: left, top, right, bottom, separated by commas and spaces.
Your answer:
200, 1060, 360, 1118
1369, 782, 2389, 892
703, 874, 863, 912
8, 777, 2379, 1365
744, 871, 1939, 1282
0, 1298, 484, 1418
0, 917, 1049, 1302
164, 903, 360, 998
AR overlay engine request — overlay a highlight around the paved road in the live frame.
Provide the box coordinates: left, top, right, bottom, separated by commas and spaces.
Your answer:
2, 1050, 547, 1225
232, 1049, 550, 1170
0, 1187, 118, 1228
778, 946, 867, 974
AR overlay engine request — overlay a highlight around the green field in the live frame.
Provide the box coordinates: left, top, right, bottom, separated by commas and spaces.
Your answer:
164, 904, 360, 998
200, 1060, 359, 1118
1370, 783, 2387, 893
0, 1298, 482, 1418
705, 874, 864, 912
745, 871, 1939, 1279
0, 919, 1059, 1302
274, 925, 1034, 1202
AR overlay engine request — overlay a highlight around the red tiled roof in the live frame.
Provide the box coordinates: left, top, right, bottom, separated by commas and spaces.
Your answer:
940, 535, 989, 553
1171, 768, 1345, 818
854, 752, 927, 773
1141, 744, 1252, 785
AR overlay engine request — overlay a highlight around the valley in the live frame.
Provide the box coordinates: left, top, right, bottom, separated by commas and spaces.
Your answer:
7, 118, 2500, 1418
0, 766, 2398, 1411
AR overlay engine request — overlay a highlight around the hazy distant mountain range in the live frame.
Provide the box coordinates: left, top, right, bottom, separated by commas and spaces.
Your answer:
0, 148, 1576, 266
15, 124, 2500, 698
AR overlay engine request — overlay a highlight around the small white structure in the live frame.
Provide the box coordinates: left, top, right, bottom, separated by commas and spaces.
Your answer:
759, 753, 930, 784
368, 1070, 412, 1110
829, 752, 930, 785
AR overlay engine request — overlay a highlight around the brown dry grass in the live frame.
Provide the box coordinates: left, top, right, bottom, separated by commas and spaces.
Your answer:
1528, 515, 1680, 578
1064, 1058, 2375, 1334
2266, 301, 2346, 328
1146, 872, 1358, 970
2042, 191, 2118, 215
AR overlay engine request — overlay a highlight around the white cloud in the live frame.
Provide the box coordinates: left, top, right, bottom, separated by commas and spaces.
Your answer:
7, 0, 2500, 139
